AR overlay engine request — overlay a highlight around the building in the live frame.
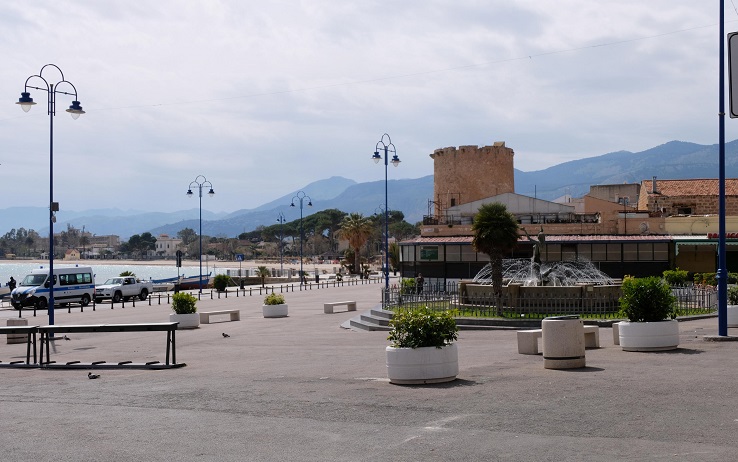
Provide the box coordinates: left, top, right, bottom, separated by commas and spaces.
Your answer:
155, 234, 183, 258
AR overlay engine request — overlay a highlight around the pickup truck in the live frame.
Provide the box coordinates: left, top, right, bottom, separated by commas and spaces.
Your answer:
94, 276, 153, 303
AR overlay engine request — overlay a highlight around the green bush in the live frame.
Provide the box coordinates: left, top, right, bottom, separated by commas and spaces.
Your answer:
388, 307, 459, 349
400, 278, 416, 295
263, 293, 285, 305
662, 268, 688, 286
171, 292, 198, 314
619, 276, 676, 322
693, 272, 717, 286
213, 274, 230, 292
729, 285, 738, 305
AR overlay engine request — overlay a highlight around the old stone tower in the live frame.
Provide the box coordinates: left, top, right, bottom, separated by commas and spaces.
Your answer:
429, 141, 515, 216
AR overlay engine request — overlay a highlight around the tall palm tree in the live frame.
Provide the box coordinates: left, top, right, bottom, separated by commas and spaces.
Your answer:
338, 213, 374, 274
471, 203, 520, 314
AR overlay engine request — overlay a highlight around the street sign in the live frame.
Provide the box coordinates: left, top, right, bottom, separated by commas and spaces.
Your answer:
236, 254, 244, 262
728, 32, 738, 118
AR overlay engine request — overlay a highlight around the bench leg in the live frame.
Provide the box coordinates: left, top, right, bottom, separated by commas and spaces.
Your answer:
348, 303, 356, 311
583, 331, 600, 348
324, 306, 333, 314
230, 312, 240, 321
517, 333, 540, 355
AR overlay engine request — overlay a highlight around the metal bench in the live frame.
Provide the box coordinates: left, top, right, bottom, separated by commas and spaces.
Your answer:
323, 301, 357, 314
38, 322, 184, 369
199, 309, 240, 324
517, 325, 600, 355
0, 325, 38, 367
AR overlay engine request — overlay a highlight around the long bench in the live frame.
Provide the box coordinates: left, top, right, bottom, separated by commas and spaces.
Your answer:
199, 309, 240, 324
0, 325, 38, 367
517, 325, 600, 355
323, 301, 357, 314
38, 322, 184, 369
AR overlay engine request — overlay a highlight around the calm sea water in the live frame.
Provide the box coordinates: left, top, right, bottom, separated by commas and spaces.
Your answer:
0, 262, 206, 285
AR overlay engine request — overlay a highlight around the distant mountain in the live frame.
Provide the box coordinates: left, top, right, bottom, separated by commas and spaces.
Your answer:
5, 139, 738, 239
514, 140, 738, 200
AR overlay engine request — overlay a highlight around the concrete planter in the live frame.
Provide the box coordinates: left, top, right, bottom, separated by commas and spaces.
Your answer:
262, 304, 288, 318
386, 344, 458, 385
727, 305, 738, 327
169, 312, 200, 329
619, 320, 679, 351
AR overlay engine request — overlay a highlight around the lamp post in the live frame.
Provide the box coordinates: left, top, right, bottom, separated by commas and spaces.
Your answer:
375, 204, 386, 279
16, 64, 85, 325
373, 133, 401, 291
277, 212, 286, 276
186, 175, 214, 294
290, 191, 312, 287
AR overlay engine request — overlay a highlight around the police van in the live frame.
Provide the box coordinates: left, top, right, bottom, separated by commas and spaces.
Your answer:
10, 265, 95, 309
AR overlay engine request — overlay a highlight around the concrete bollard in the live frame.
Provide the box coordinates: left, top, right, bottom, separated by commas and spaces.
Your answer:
542, 315, 586, 369
7, 317, 28, 345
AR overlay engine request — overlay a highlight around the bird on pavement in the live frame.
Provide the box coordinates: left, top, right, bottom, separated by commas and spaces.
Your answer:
88, 372, 100, 379
63, 335, 71, 341
222, 333, 230, 338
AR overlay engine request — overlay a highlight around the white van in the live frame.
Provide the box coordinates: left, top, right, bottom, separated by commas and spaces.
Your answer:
10, 265, 95, 309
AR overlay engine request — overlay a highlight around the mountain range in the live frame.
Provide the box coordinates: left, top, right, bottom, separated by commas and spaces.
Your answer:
3, 139, 738, 239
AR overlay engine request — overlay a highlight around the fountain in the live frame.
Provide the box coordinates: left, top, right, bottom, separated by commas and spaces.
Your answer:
461, 228, 621, 313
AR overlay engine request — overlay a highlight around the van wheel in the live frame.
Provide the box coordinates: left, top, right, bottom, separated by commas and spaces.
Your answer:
139, 289, 148, 301
36, 298, 48, 309
80, 294, 91, 307
112, 292, 122, 303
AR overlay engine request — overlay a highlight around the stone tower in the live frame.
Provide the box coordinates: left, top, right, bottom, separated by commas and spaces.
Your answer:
429, 141, 515, 216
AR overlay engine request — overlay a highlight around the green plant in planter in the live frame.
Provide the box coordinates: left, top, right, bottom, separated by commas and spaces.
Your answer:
171, 292, 198, 314
388, 307, 459, 349
213, 274, 230, 292
728, 285, 738, 305
263, 293, 285, 305
618, 276, 676, 322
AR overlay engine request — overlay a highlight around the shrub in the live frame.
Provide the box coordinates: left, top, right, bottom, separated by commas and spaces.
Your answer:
119, 270, 136, 277
213, 274, 230, 292
619, 276, 676, 322
729, 285, 738, 305
171, 292, 197, 314
263, 293, 285, 305
400, 278, 416, 295
694, 272, 717, 286
662, 268, 689, 286
388, 307, 459, 349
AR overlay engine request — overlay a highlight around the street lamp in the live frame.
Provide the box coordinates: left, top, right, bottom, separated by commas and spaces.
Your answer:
290, 191, 312, 286
277, 212, 286, 276
186, 175, 214, 293
16, 64, 85, 325
373, 133, 400, 291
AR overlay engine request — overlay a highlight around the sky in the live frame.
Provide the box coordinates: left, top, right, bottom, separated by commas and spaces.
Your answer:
1, 1, 737, 214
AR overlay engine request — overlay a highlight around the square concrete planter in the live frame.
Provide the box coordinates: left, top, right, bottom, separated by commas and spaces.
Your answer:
262, 304, 288, 318
170, 313, 200, 329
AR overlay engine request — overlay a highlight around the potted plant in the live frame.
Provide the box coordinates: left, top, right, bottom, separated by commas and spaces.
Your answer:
262, 292, 288, 318
170, 292, 200, 329
727, 285, 738, 327
385, 307, 459, 385
618, 276, 678, 351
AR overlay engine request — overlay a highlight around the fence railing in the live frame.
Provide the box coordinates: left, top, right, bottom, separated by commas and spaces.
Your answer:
383, 283, 718, 319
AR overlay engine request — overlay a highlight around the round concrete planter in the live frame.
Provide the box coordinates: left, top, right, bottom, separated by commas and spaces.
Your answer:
170, 312, 200, 329
619, 320, 679, 351
262, 304, 288, 318
386, 344, 458, 385
727, 305, 738, 327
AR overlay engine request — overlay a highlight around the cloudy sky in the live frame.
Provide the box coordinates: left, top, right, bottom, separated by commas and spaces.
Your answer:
1, 1, 737, 214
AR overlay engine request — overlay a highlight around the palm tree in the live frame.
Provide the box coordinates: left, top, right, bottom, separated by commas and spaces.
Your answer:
256, 266, 270, 287
338, 213, 374, 275
471, 203, 520, 314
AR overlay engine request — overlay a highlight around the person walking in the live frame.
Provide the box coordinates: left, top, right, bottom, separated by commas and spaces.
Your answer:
416, 273, 424, 294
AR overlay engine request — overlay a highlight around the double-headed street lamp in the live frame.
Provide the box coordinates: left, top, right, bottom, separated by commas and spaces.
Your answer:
16, 64, 85, 325
187, 175, 214, 293
373, 133, 400, 291
277, 212, 286, 275
290, 191, 312, 286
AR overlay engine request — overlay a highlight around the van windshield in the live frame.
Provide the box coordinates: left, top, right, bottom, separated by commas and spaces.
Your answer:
20, 274, 47, 286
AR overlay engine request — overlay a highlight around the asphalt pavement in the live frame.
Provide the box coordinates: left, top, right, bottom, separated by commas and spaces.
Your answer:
1, 280, 738, 462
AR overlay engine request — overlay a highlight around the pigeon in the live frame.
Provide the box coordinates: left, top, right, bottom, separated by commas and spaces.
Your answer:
88, 372, 100, 380
63, 335, 71, 341
222, 333, 230, 338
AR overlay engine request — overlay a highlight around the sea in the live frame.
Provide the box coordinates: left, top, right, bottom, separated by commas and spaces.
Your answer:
0, 262, 207, 285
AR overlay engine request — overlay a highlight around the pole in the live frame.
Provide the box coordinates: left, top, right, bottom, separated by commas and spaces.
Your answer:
718, 0, 728, 336
199, 183, 203, 294
48, 84, 55, 325
384, 145, 390, 290
300, 203, 304, 286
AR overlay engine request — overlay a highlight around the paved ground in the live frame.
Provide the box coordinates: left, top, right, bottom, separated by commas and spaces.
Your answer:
1, 281, 738, 462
